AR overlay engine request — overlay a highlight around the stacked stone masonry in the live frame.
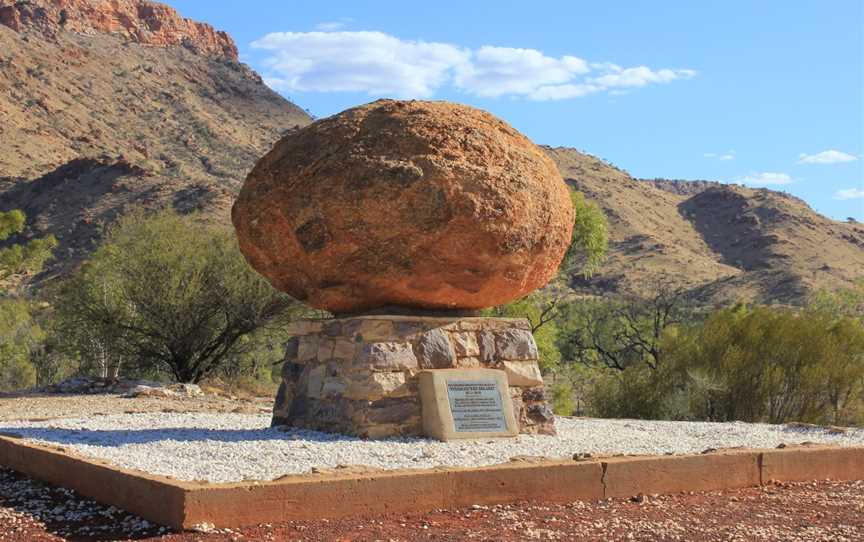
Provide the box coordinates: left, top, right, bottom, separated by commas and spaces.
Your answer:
273, 316, 555, 438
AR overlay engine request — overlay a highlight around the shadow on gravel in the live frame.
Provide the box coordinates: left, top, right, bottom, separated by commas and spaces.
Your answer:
0, 426, 426, 447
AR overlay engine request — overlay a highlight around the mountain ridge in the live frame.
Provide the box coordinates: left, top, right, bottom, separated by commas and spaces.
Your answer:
0, 0, 237, 58
0, 1, 312, 272
547, 146, 864, 304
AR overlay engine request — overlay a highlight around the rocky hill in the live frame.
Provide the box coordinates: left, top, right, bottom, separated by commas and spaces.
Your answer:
547, 147, 864, 305
1, 0, 861, 305
0, 0, 311, 270
0, 0, 237, 57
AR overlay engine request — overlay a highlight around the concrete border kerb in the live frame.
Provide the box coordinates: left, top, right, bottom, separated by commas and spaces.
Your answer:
1, 435, 861, 530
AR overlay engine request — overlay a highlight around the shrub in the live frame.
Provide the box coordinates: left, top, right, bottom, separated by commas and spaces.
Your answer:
669, 305, 864, 425
561, 296, 864, 426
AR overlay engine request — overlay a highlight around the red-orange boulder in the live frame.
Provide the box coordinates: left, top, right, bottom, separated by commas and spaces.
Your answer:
232, 100, 574, 314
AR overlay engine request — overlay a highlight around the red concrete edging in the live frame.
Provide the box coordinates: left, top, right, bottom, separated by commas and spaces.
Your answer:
0, 435, 186, 527
180, 460, 604, 528
761, 446, 864, 483
1, 435, 862, 530
602, 450, 762, 498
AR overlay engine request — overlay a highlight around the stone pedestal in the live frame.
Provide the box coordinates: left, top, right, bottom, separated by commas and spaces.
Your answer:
272, 316, 556, 439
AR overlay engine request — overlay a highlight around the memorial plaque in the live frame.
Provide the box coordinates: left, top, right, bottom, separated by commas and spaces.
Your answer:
418, 368, 518, 441
446, 380, 508, 433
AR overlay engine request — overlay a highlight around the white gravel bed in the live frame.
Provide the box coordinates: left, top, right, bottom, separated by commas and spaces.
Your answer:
2, 413, 862, 483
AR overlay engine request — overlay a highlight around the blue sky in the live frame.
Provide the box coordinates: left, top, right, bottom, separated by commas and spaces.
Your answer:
172, 1, 863, 221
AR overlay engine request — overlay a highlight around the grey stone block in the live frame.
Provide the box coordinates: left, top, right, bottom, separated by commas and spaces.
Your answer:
416, 328, 457, 368
357, 342, 418, 371
478, 331, 496, 362
494, 329, 538, 361
283, 336, 300, 362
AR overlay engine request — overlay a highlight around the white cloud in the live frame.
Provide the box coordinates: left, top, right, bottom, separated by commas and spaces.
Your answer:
251, 30, 695, 100
798, 150, 858, 164
834, 188, 864, 200
738, 172, 793, 186
252, 31, 469, 98
530, 83, 603, 100
314, 20, 350, 31
453, 46, 589, 98
590, 66, 696, 89
705, 151, 735, 160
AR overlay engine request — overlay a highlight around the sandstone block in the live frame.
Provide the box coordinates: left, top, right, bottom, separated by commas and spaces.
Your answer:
495, 329, 538, 361
357, 342, 418, 371
510, 387, 524, 427
332, 338, 357, 360
321, 376, 348, 397
297, 336, 319, 362
455, 356, 482, 368
393, 320, 425, 339
451, 332, 480, 357
525, 403, 555, 432
286, 320, 324, 336
305, 365, 325, 399
344, 372, 410, 401
501, 360, 544, 387
416, 328, 457, 369
322, 321, 343, 336
317, 338, 336, 361
356, 320, 394, 341
457, 320, 485, 331
366, 397, 421, 425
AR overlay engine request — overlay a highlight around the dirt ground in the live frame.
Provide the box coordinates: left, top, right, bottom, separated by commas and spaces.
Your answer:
0, 467, 861, 542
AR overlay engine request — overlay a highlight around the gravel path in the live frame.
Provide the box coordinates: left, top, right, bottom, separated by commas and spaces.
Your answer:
3, 413, 862, 483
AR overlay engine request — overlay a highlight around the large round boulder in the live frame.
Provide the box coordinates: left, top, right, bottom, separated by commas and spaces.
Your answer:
232, 100, 574, 314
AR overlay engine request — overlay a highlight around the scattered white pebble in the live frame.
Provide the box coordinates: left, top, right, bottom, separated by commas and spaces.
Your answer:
2, 413, 861, 483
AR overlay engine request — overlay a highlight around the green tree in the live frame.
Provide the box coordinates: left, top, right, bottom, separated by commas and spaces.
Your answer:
558, 285, 690, 372
56, 210, 302, 383
0, 209, 58, 283
563, 191, 608, 279
0, 297, 41, 391
0, 210, 58, 391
